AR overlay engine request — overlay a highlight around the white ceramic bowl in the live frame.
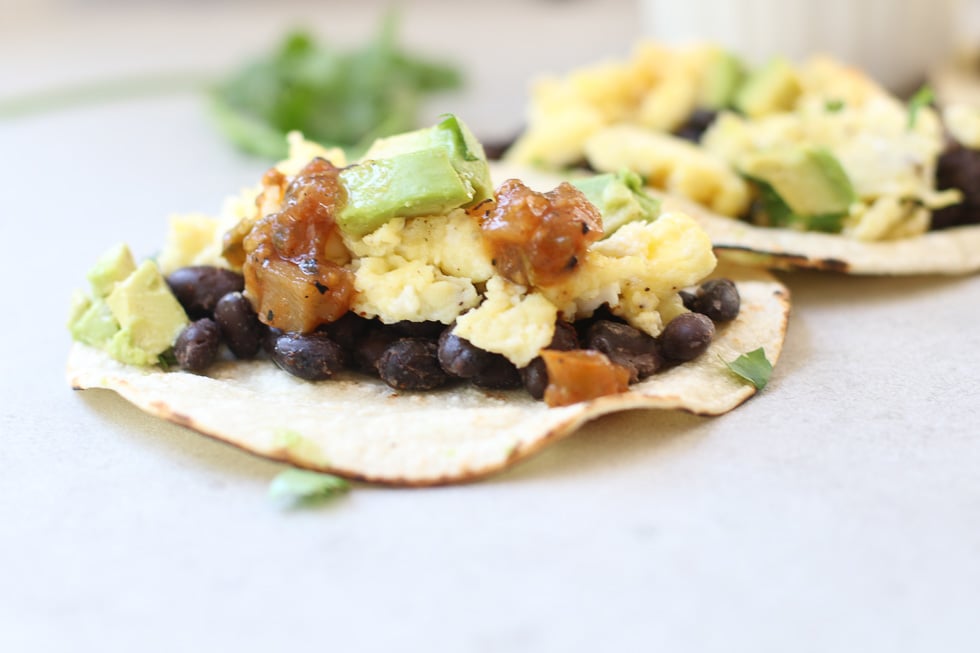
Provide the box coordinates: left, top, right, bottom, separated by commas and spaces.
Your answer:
639, 0, 959, 92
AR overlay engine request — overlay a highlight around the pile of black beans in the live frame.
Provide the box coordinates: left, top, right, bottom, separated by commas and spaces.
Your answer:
166, 266, 741, 399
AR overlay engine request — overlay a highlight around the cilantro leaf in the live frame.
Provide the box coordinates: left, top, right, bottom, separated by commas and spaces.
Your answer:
726, 347, 773, 390
907, 85, 935, 129
268, 468, 350, 506
211, 16, 463, 158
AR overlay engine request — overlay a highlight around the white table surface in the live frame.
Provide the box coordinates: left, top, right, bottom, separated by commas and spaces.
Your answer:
2, 2, 979, 651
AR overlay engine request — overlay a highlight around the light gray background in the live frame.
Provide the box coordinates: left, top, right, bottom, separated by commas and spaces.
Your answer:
2, 2, 979, 651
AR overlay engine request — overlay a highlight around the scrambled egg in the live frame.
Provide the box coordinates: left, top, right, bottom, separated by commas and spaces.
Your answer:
158, 133, 717, 366
542, 214, 716, 335
506, 42, 722, 168
585, 126, 750, 216
453, 277, 558, 367
344, 210, 493, 325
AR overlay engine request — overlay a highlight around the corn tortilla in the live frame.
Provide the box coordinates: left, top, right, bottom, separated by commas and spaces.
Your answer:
653, 189, 980, 275
67, 268, 789, 486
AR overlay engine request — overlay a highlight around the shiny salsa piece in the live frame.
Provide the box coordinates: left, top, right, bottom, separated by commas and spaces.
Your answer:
241, 158, 355, 333
477, 179, 602, 287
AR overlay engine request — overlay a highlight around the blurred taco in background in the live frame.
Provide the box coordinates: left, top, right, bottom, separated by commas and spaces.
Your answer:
506, 43, 980, 274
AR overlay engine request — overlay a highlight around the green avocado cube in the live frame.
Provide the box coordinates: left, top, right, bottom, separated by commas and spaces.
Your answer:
362, 114, 493, 205
87, 243, 137, 298
735, 58, 801, 118
741, 146, 856, 217
698, 50, 746, 110
70, 298, 120, 347
105, 259, 189, 365
572, 169, 661, 236
337, 148, 473, 237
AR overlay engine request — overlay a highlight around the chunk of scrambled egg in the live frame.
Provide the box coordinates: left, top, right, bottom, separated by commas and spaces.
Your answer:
453, 277, 558, 368
344, 210, 494, 325
506, 42, 723, 168
586, 126, 750, 217
542, 213, 716, 336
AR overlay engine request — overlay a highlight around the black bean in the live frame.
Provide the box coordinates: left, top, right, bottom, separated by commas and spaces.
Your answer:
323, 312, 372, 351
390, 320, 445, 338
659, 313, 715, 362
352, 327, 399, 376
586, 320, 662, 383
471, 356, 522, 390
214, 292, 264, 359
520, 321, 580, 399
549, 320, 580, 351
377, 338, 449, 391
437, 329, 496, 378
166, 266, 244, 319
270, 332, 347, 381
691, 279, 740, 322
520, 358, 549, 400
573, 304, 623, 342
263, 327, 283, 354
175, 318, 221, 372
679, 290, 698, 312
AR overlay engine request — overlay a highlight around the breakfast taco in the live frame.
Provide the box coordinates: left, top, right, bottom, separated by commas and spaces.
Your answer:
67, 116, 789, 486
505, 43, 980, 274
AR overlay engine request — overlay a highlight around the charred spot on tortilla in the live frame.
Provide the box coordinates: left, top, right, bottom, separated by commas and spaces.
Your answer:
714, 245, 851, 274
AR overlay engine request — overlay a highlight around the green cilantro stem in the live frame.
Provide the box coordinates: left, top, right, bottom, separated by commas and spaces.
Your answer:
907, 85, 935, 130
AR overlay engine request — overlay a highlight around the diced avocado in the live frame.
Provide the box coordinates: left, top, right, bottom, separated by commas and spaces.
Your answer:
734, 58, 801, 118
70, 298, 120, 347
106, 328, 163, 367
362, 114, 493, 205
572, 169, 661, 236
87, 243, 137, 298
741, 146, 856, 217
337, 148, 473, 237
68, 290, 92, 328
750, 180, 845, 233
698, 50, 746, 110
105, 259, 189, 365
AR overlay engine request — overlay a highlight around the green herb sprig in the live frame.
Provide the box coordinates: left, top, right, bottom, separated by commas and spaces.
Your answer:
726, 347, 773, 390
211, 15, 463, 159
268, 468, 350, 507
